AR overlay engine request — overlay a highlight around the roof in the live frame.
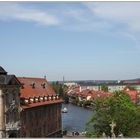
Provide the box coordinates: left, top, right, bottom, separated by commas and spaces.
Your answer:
18, 77, 57, 98
0, 67, 21, 86
0, 75, 21, 86
22, 100, 63, 109
18, 77, 63, 109
0, 66, 7, 75
67, 88, 112, 99
124, 90, 137, 101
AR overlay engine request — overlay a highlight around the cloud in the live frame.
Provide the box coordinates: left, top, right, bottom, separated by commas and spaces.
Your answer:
84, 2, 140, 32
0, 3, 60, 26
82, 2, 140, 52
1, 2, 140, 36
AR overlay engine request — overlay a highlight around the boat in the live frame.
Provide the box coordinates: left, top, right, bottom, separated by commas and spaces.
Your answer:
62, 107, 68, 113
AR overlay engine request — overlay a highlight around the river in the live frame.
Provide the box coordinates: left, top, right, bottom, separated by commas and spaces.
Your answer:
62, 103, 93, 133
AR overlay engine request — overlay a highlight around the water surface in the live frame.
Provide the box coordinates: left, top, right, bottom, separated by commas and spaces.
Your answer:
62, 103, 93, 132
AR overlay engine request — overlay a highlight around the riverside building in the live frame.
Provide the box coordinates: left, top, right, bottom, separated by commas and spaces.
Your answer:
0, 66, 63, 138
0, 66, 21, 138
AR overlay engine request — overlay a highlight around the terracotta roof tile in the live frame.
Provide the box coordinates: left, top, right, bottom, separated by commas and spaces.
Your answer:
18, 77, 63, 108
18, 77, 56, 98
125, 90, 137, 101
22, 99, 63, 109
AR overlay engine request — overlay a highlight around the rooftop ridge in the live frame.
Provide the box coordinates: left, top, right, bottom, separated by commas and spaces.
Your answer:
17, 77, 46, 80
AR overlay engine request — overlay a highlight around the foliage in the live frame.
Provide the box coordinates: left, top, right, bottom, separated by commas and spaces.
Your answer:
101, 85, 108, 92
51, 81, 69, 103
71, 96, 79, 105
86, 91, 140, 138
79, 100, 84, 107
83, 100, 91, 107
85, 132, 98, 138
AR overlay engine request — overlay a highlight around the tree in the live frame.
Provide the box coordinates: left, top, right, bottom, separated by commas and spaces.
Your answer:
101, 85, 108, 92
86, 91, 140, 138
51, 82, 69, 103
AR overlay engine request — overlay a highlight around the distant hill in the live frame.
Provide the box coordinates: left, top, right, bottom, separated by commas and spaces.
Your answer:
49, 78, 140, 85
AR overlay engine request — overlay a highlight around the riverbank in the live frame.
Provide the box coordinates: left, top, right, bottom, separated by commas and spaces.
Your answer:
63, 131, 87, 138
66, 102, 93, 110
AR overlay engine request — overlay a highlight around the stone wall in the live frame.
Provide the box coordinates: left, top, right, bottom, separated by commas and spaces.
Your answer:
3, 87, 21, 138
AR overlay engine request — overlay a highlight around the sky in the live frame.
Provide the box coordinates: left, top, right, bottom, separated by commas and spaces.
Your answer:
0, 2, 140, 81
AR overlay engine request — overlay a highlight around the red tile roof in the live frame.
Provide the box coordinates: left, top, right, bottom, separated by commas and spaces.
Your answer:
125, 90, 137, 101
18, 77, 63, 109
68, 88, 112, 99
18, 77, 56, 98
22, 99, 63, 109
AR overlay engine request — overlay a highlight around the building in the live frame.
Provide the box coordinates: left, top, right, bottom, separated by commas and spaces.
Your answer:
0, 66, 63, 138
18, 77, 63, 137
64, 82, 78, 88
0, 66, 21, 138
79, 81, 140, 92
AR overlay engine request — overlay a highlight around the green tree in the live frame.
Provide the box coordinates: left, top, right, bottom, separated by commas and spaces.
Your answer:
51, 82, 69, 103
86, 91, 140, 138
101, 85, 108, 92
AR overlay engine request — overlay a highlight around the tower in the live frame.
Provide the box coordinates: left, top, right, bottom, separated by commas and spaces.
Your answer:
0, 67, 21, 138
63, 76, 65, 84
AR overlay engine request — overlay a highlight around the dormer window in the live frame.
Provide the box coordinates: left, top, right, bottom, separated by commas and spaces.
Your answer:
51, 95, 53, 100
41, 83, 46, 89
30, 97, 34, 103
35, 97, 38, 102
40, 96, 43, 101
28, 97, 31, 104
38, 96, 40, 102
25, 99, 28, 104
53, 96, 56, 100
30, 83, 35, 89
43, 96, 46, 102
48, 96, 51, 101
33, 97, 36, 103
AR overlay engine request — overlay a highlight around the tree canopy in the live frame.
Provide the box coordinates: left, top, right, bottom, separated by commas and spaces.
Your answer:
100, 85, 108, 92
86, 91, 140, 138
51, 81, 69, 103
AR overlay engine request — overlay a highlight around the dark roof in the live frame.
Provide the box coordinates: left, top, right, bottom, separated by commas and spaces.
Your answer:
0, 66, 7, 75
0, 75, 21, 86
0, 67, 21, 86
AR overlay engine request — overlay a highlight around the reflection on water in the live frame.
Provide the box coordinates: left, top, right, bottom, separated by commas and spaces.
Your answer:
62, 103, 93, 132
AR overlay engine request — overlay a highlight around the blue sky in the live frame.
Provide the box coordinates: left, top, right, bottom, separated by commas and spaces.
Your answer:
0, 2, 140, 81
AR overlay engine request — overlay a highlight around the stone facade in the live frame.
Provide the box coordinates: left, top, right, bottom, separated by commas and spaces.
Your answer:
0, 67, 63, 138
0, 67, 21, 138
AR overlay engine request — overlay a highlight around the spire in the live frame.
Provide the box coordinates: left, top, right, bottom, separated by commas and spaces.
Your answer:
63, 76, 65, 84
